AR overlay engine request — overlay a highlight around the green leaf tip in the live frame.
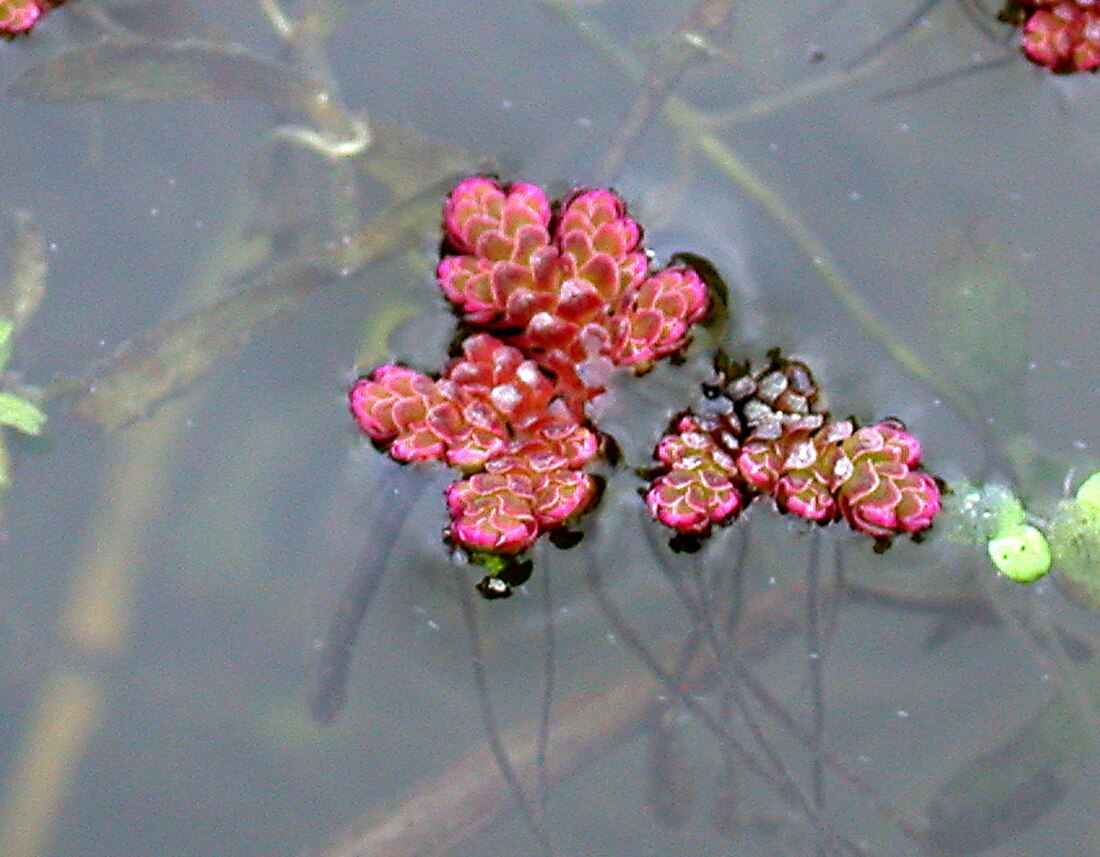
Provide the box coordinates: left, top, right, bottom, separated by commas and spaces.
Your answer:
0, 318, 13, 374
0, 391, 46, 436
987, 524, 1052, 583
1074, 470, 1100, 516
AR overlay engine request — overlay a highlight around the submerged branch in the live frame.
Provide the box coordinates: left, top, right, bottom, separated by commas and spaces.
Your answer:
539, 1, 981, 430
73, 185, 447, 431
300, 580, 806, 857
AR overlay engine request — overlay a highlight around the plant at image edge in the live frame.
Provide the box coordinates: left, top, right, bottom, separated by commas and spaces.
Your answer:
0, 0, 68, 39
999, 0, 1100, 72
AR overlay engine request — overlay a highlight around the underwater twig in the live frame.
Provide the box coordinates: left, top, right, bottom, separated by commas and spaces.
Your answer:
596, 0, 735, 182
640, 517, 822, 822
535, 547, 555, 816
873, 55, 1015, 100
539, 1, 981, 430
310, 463, 417, 723
583, 548, 862, 849
301, 578, 809, 857
842, 0, 941, 72
73, 182, 450, 431
452, 557, 556, 857
805, 529, 827, 857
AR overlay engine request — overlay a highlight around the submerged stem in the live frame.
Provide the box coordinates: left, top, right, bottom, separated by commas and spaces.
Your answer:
539, 0, 980, 428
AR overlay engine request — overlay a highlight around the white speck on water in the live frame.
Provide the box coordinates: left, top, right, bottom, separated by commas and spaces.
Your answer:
848, 190, 861, 201
576, 116, 592, 128
501, 99, 513, 110
768, 576, 777, 586
194, 220, 205, 230
48, 242, 59, 252
896, 709, 909, 718
1073, 440, 1089, 450
426, 619, 440, 631
768, 142, 779, 152
897, 122, 910, 133
605, 632, 618, 644
931, 398, 942, 407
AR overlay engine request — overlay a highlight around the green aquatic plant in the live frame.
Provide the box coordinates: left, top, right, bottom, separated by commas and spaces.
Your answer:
0, 318, 45, 485
0, 211, 47, 512
941, 470, 1100, 588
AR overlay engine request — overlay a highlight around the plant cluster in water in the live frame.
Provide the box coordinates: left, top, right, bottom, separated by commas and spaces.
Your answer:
349, 178, 944, 595
1000, 0, 1100, 72
0, 0, 66, 38
644, 351, 941, 547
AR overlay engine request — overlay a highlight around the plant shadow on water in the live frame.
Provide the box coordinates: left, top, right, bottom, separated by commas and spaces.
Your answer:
2, 1, 1100, 857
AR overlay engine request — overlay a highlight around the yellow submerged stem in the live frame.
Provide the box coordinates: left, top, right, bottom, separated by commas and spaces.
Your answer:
0, 198, 270, 857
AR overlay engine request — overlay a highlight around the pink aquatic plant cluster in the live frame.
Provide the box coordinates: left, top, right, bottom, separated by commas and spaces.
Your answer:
1002, 0, 1100, 72
645, 354, 941, 543
438, 177, 709, 396
0, 0, 63, 38
350, 178, 709, 567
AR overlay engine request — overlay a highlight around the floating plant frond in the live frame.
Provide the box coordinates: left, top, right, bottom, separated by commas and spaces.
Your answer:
940, 469, 1100, 589
350, 178, 712, 593
1012, 0, 1100, 73
644, 352, 942, 545
0, 0, 67, 39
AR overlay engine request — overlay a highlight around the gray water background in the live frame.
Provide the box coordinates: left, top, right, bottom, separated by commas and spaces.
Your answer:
1, 1, 1100, 855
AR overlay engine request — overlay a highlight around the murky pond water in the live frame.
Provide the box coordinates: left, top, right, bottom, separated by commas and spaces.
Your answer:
2, 2, 1100, 856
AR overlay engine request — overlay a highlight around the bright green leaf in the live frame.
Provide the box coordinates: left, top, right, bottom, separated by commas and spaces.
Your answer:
987, 524, 1052, 583
0, 392, 46, 436
1074, 470, 1100, 516
0, 319, 13, 375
